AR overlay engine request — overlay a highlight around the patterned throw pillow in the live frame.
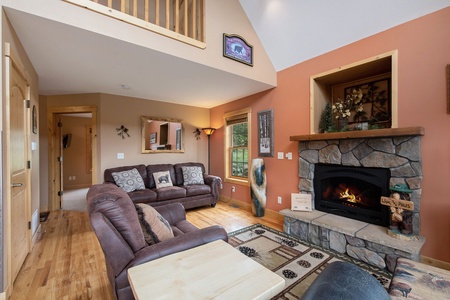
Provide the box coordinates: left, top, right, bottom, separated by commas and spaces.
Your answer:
111, 168, 145, 193
153, 171, 173, 189
135, 203, 174, 245
182, 166, 205, 185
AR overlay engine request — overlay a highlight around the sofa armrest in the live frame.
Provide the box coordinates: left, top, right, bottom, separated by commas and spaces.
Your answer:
130, 225, 228, 267
154, 202, 186, 225
203, 175, 221, 202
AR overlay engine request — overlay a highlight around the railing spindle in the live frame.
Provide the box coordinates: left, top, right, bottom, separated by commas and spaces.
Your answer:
184, 0, 188, 36
155, 0, 160, 25
144, 0, 149, 21
79, 0, 204, 43
192, 0, 196, 39
166, 0, 170, 29
175, 0, 179, 33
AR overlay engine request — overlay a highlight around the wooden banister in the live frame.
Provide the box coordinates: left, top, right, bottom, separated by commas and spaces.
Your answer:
64, 0, 205, 47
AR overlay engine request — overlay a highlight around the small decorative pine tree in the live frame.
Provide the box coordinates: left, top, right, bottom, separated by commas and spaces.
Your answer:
318, 103, 336, 133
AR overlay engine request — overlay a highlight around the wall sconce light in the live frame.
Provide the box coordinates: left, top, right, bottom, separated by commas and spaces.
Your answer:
202, 128, 216, 174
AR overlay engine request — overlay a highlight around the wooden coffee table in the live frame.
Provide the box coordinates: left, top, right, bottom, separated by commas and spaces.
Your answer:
128, 239, 285, 300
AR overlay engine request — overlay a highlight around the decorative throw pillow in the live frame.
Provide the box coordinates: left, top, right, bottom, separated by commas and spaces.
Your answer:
153, 171, 173, 189
111, 168, 145, 193
135, 203, 174, 245
182, 166, 205, 185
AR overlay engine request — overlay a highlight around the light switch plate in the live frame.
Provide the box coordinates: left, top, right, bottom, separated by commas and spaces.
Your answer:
117, 153, 125, 159
277, 152, 284, 159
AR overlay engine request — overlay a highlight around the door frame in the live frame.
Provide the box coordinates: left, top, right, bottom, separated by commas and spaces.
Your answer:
3, 43, 32, 294
47, 106, 97, 211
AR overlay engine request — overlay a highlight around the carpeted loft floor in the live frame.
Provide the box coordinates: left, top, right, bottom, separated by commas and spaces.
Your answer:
61, 188, 89, 211
229, 224, 392, 300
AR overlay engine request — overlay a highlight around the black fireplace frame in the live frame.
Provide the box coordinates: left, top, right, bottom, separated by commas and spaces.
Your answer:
314, 164, 390, 227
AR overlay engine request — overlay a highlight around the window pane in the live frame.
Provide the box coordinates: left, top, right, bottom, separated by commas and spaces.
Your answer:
232, 123, 248, 147
231, 148, 248, 178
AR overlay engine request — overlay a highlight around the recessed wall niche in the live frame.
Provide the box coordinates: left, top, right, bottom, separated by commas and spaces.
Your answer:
310, 50, 398, 134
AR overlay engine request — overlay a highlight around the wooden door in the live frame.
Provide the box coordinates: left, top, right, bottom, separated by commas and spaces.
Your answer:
8, 57, 30, 282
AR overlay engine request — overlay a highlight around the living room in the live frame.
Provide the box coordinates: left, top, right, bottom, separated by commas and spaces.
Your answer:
1, 0, 450, 299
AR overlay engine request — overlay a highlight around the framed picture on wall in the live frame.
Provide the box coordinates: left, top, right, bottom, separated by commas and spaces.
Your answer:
176, 128, 182, 150
257, 109, 274, 157
223, 33, 253, 66
149, 132, 157, 144
447, 64, 450, 114
32, 105, 37, 134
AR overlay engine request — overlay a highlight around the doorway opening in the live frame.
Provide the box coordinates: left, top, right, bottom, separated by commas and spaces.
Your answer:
48, 106, 97, 211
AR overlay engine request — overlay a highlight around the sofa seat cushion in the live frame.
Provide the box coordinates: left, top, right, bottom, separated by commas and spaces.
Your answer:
128, 189, 157, 203
156, 186, 186, 201
183, 184, 211, 197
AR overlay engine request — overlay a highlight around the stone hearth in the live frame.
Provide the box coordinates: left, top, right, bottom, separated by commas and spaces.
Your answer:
285, 127, 425, 272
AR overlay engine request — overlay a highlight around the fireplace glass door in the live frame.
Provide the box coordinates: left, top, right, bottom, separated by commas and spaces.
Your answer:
314, 164, 390, 226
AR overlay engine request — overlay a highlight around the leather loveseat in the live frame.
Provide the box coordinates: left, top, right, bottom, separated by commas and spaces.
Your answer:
87, 183, 228, 300
104, 162, 221, 209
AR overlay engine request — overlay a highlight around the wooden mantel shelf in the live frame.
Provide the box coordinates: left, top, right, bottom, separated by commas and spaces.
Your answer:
290, 126, 424, 142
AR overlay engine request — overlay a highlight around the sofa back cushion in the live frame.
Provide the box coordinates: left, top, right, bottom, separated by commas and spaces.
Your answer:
104, 164, 149, 188
87, 184, 147, 253
173, 163, 205, 186
146, 164, 176, 188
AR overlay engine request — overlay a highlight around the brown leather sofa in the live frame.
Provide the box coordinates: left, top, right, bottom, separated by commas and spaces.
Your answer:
104, 162, 221, 209
87, 183, 228, 300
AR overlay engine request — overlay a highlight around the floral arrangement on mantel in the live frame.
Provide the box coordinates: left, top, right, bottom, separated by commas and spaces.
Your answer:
319, 88, 371, 133
333, 88, 366, 129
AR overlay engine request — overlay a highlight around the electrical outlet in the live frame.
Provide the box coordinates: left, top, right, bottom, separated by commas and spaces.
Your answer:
277, 196, 282, 204
73, 176, 76, 180
231, 186, 235, 193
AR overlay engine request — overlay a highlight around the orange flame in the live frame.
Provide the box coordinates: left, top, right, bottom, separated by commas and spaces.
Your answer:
339, 188, 361, 203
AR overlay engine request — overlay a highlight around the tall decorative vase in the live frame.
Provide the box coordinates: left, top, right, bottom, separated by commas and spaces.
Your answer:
250, 158, 266, 217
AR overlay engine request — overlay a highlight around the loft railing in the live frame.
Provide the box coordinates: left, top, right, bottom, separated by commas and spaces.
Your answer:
64, 0, 205, 48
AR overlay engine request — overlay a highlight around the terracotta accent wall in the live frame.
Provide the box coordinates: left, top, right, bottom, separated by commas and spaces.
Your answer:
210, 7, 450, 262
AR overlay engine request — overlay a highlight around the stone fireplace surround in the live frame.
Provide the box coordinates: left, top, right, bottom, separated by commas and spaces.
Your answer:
281, 127, 425, 273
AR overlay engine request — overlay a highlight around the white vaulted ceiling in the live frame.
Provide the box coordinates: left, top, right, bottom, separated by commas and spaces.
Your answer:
3, 0, 450, 108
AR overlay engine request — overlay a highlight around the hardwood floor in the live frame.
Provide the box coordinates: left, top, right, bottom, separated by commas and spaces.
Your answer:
10, 201, 283, 300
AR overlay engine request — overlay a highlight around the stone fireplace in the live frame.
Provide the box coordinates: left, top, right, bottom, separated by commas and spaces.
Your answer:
281, 127, 425, 272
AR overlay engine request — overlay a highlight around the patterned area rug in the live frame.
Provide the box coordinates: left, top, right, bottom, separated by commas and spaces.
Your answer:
228, 224, 392, 300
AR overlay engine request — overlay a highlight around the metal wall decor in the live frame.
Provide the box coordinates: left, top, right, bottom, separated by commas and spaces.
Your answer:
116, 125, 130, 139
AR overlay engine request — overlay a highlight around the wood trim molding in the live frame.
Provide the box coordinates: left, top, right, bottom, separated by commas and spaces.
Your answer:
290, 126, 424, 142
219, 196, 284, 223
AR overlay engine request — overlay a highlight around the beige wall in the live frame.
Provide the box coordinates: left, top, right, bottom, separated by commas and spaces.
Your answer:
1, 0, 276, 87
40, 93, 211, 210
61, 115, 92, 189
99, 93, 210, 171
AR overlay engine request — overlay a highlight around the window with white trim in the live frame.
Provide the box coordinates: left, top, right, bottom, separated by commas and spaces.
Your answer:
224, 108, 251, 184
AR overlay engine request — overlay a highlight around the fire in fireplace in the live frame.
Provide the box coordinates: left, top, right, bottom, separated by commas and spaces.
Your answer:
314, 164, 390, 227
